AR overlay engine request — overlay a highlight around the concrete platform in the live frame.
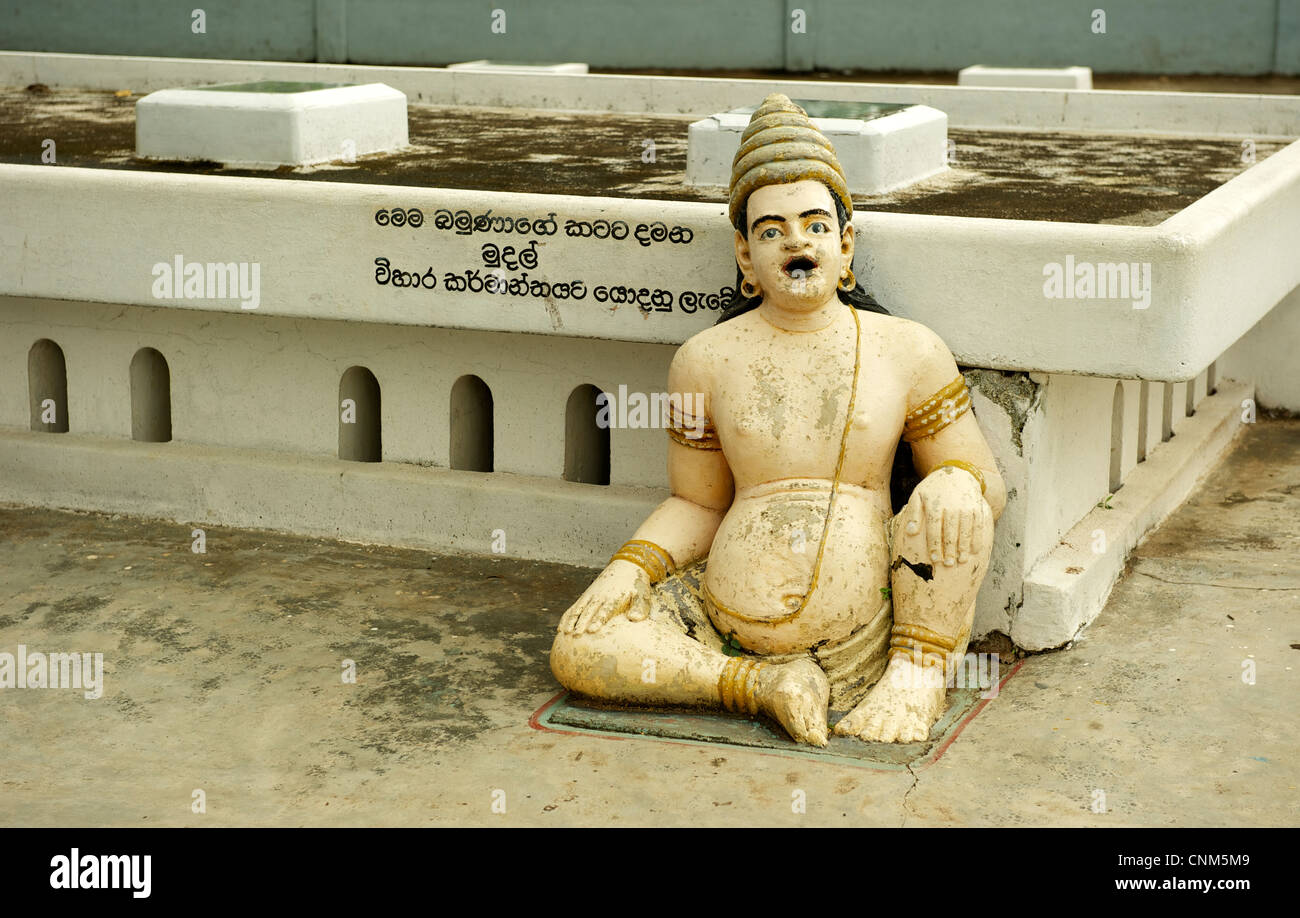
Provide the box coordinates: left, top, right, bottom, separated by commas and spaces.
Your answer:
0, 420, 1296, 827
2, 86, 1289, 225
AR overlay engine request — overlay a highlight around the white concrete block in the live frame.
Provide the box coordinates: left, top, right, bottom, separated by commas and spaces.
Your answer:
447, 60, 589, 74
958, 65, 1093, 90
687, 102, 948, 196
136, 81, 409, 168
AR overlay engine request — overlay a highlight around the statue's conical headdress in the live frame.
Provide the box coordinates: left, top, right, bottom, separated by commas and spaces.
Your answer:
728, 94, 852, 230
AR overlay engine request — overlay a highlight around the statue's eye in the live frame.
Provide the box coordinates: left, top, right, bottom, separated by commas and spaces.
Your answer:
808, 221, 829, 234
760, 227, 781, 240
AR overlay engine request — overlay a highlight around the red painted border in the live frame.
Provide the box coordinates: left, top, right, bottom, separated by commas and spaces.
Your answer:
922, 658, 1025, 767
529, 657, 1026, 767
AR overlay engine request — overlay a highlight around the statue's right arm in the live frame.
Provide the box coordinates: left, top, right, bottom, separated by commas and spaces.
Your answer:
626, 336, 732, 563
559, 339, 733, 634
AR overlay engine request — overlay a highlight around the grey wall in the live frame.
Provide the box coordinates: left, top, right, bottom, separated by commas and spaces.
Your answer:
2, 0, 1298, 74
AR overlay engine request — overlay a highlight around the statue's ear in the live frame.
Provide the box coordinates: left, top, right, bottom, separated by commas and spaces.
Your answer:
734, 228, 753, 275
840, 217, 855, 264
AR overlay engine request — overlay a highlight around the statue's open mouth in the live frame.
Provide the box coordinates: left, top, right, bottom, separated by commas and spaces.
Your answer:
783, 255, 818, 277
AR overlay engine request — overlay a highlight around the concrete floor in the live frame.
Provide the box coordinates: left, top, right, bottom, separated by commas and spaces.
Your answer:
0, 421, 1296, 826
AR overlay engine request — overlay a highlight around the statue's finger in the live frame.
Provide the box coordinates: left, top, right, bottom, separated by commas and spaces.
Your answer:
572, 597, 598, 633
605, 591, 635, 627
560, 599, 584, 633
957, 508, 974, 562
925, 497, 943, 563
626, 593, 650, 622
585, 598, 613, 631
942, 508, 958, 566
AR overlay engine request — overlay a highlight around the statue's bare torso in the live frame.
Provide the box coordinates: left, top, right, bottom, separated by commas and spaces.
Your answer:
681, 307, 917, 654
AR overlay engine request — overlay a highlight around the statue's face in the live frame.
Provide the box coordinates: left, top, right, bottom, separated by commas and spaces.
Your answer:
735, 179, 853, 312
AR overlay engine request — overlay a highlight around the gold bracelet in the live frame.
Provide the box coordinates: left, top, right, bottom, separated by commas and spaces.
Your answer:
610, 539, 676, 585
903, 376, 971, 442
932, 459, 986, 495
718, 657, 764, 716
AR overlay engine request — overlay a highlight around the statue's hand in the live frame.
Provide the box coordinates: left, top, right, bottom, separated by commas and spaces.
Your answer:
558, 560, 652, 634
905, 466, 990, 567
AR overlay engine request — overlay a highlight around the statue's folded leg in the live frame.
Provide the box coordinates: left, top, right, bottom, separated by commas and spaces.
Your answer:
885, 491, 992, 664
550, 560, 738, 710
833, 488, 994, 743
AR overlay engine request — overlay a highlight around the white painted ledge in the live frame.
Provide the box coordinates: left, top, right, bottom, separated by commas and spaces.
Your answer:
3, 145, 1298, 380
959, 66, 1093, 91
447, 60, 589, 74
1013, 379, 1251, 650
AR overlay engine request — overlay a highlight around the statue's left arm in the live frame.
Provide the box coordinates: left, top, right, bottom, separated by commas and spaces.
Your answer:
901, 326, 1006, 565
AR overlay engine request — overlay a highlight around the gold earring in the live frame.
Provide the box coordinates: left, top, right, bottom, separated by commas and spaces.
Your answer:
839, 267, 855, 291
741, 277, 761, 298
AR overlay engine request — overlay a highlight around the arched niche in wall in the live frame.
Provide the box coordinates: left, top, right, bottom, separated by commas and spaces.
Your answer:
28, 339, 69, 433
450, 375, 494, 472
564, 384, 610, 485
1109, 381, 1125, 494
339, 366, 382, 462
130, 347, 172, 443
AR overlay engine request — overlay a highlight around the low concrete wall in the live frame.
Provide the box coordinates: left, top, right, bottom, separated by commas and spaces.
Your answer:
5, 52, 1300, 137
6, 151, 1300, 382
3, 0, 1299, 74
0, 296, 676, 488
1218, 282, 1300, 413
0, 292, 1225, 644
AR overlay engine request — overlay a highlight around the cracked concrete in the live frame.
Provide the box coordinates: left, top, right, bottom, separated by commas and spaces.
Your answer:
0, 419, 1296, 826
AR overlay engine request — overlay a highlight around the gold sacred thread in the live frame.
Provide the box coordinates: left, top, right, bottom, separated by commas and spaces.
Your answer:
705, 305, 863, 625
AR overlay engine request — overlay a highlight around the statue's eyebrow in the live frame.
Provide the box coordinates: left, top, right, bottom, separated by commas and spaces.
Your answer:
751, 209, 835, 233
750, 214, 785, 233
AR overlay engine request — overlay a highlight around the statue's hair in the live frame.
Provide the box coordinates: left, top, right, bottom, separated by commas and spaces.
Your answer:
716, 191, 889, 324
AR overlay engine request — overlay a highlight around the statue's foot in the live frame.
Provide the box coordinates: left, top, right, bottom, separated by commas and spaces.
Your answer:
833, 655, 946, 743
755, 658, 830, 747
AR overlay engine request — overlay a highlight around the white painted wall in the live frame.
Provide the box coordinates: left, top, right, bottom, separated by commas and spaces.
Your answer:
1217, 282, 1300, 412
5, 151, 1299, 381
0, 296, 675, 488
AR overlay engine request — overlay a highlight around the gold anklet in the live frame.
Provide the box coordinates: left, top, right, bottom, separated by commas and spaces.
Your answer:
932, 459, 986, 495
610, 539, 676, 584
718, 657, 764, 716
889, 622, 958, 669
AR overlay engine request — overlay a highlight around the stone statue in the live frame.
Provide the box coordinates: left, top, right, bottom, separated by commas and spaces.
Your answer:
550, 95, 1005, 744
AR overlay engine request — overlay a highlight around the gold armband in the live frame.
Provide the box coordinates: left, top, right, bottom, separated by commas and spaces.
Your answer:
903, 375, 971, 443
889, 622, 958, 669
932, 459, 986, 495
610, 539, 676, 584
718, 656, 764, 716
667, 402, 721, 451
